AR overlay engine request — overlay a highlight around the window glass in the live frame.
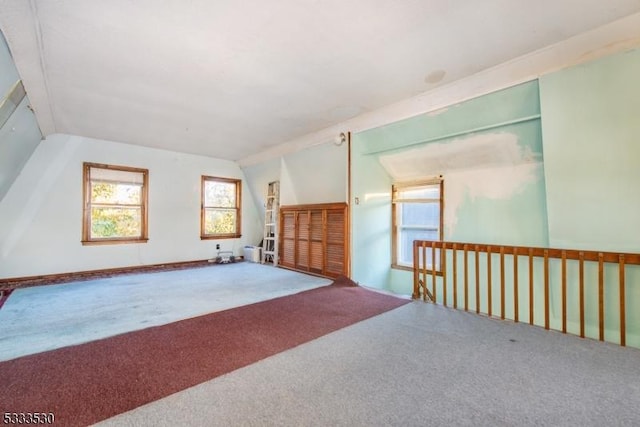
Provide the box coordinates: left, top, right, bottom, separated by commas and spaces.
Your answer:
400, 202, 440, 227
396, 186, 440, 200
392, 180, 442, 270
204, 180, 236, 208
201, 176, 241, 239
82, 163, 148, 244
203, 209, 237, 235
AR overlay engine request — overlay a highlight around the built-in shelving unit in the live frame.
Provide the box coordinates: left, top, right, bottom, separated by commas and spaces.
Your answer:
262, 181, 279, 265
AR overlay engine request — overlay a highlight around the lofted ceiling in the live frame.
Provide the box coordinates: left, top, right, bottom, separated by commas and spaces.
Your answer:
1, 0, 640, 162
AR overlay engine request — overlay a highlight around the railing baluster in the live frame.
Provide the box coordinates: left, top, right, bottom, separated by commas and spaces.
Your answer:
500, 246, 505, 320
513, 248, 519, 323
579, 252, 585, 338
409, 240, 640, 349
529, 248, 534, 325
422, 242, 427, 302
544, 249, 549, 330
453, 244, 458, 309
598, 252, 604, 341
411, 240, 420, 299
442, 242, 447, 307
475, 246, 480, 314
561, 250, 567, 334
464, 244, 469, 311
431, 241, 437, 304
487, 245, 492, 317
619, 254, 626, 347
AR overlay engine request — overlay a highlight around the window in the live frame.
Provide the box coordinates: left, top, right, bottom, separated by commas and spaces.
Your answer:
82, 163, 148, 245
392, 179, 443, 271
201, 176, 241, 239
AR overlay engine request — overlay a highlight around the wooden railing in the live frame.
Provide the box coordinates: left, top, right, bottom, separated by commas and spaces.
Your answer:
412, 240, 640, 347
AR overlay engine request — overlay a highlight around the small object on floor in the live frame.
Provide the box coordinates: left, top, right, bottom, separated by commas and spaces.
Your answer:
215, 251, 236, 264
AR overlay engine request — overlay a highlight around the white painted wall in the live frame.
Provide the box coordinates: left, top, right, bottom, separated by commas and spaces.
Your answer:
242, 157, 281, 232
280, 142, 347, 206
0, 32, 20, 93
0, 134, 262, 278
238, 141, 347, 271
0, 31, 42, 203
278, 158, 298, 207
241, 140, 347, 244
0, 97, 42, 202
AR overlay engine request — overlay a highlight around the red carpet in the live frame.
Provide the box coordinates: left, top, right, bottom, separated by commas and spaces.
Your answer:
0, 279, 409, 426
0, 289, 13, 310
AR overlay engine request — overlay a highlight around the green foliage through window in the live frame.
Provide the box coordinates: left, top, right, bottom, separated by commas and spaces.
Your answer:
204, 209, 236, 234
202, 177, 241, 238
90, 182, 143, 238
83, 163, 148, 243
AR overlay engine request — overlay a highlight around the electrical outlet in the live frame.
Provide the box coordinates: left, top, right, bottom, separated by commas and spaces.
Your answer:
216, 244, 220, 250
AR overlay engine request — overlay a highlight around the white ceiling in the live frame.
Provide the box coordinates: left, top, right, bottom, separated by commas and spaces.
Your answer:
1, 0, 640, 162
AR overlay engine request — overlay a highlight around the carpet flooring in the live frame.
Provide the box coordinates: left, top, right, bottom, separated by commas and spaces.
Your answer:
0, 289, 13, 310
0, 262, 331, 361
0, 279, 409, 426
100, 301, 640, 427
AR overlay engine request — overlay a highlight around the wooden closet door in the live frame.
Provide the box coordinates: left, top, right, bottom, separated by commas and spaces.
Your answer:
325, 209, 346, 276
309, 210, 324, 274
278, 203, 348, 279
280, 211, 296, 268
296, 211, 309, 270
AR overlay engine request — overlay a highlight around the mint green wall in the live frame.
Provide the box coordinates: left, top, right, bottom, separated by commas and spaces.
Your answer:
384, 48, 640, 347
445, 120, 548, 245
352, 81, 549, 295
539, 47, 640, 347
539, 47, 640, 253
360, 81, 541, 155
350, 133, 393, 289
448, 190, 548, 247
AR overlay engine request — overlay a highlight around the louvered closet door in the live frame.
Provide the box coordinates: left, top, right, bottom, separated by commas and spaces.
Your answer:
325, 209, 346, 276
280, 211, 296, 268
296, 212, 309, 270
278, 203, 348, 279
309, 210, 323, 274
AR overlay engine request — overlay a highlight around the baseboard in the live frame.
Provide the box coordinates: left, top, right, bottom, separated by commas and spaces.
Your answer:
0, 257, 245, 291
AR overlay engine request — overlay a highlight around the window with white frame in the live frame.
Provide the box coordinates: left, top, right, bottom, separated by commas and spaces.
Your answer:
392, 179, 443, 271
82, 162, 149, 244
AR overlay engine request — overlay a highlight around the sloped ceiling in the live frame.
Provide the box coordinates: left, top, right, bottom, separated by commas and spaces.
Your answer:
1, 0, 640, 162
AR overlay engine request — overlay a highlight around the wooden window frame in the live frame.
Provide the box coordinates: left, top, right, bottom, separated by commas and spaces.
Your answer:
391, 179, 444, 274
82, 162, 149, 245
200, 176, 242, 240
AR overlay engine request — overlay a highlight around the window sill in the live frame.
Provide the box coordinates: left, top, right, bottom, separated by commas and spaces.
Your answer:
82, 238, 149, 246
200, 234, 242, 240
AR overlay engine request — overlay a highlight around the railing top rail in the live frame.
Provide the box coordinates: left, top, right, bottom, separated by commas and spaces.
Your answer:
413, 240, 640, 265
